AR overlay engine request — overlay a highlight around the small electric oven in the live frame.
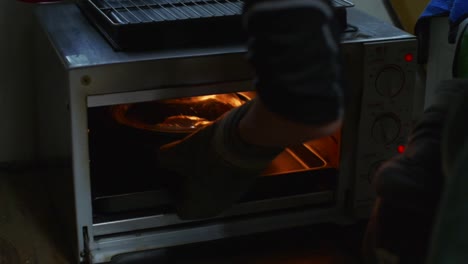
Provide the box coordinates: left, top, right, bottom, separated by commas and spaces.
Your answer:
34, 3, 419, 263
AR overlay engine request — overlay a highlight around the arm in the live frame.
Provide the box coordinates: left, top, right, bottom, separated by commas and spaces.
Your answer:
239, 98, 342, 148
159, 0, 344, 220
363, 80, 468, 263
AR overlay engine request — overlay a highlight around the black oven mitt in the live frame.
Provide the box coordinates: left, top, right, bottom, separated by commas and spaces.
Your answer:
363, 80, 468, 263
243, 0, 345, 125
159, 99, 283, 220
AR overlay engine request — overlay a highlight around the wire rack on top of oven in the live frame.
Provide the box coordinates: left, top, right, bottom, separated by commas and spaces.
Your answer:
88, 0, 353, 24
93, 0, 244, 24
77, 0, 354, 51
333, 0, 354, 9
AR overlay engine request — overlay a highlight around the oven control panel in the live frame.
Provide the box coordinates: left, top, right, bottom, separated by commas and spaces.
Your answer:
353, 39, 418, 216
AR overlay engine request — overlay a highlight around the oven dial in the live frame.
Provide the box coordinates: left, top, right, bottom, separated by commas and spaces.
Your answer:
375, 66, 405, 97
371, 114, 401, 144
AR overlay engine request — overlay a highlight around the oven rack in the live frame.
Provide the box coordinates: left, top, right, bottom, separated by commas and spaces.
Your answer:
78, 0, 354, 51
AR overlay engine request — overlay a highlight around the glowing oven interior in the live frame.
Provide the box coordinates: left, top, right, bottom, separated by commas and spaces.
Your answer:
87, 92, 341, 222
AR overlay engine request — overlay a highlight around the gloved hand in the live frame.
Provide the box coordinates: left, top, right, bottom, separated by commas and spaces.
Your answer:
159, 0, 344, 220
243, 0, 345, 125
159, 99, 283, 220
363, 80, 468, 263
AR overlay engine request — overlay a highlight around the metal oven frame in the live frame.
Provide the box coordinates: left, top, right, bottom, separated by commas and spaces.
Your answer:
35, 4, 419, 263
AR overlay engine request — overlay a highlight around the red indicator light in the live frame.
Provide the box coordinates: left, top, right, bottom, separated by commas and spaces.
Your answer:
404, 53, 414, 62
397, 145, 406, 153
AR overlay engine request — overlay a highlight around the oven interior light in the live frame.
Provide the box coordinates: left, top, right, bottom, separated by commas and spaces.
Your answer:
404, 53, 414, 62
397, 145, 406, 154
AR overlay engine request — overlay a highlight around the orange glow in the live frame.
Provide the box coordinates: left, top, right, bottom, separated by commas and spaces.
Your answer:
166, 94, 244, 107
262, 131, 341, 176
111, 93, 247, 133
110, 91, 341, 176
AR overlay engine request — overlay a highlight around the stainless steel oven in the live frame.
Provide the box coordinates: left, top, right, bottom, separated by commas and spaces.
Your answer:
34, 3, 419, 263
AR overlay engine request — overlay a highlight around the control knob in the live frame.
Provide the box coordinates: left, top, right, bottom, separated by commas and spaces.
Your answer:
375, 66, 405, 97
371, 114, 401, 144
